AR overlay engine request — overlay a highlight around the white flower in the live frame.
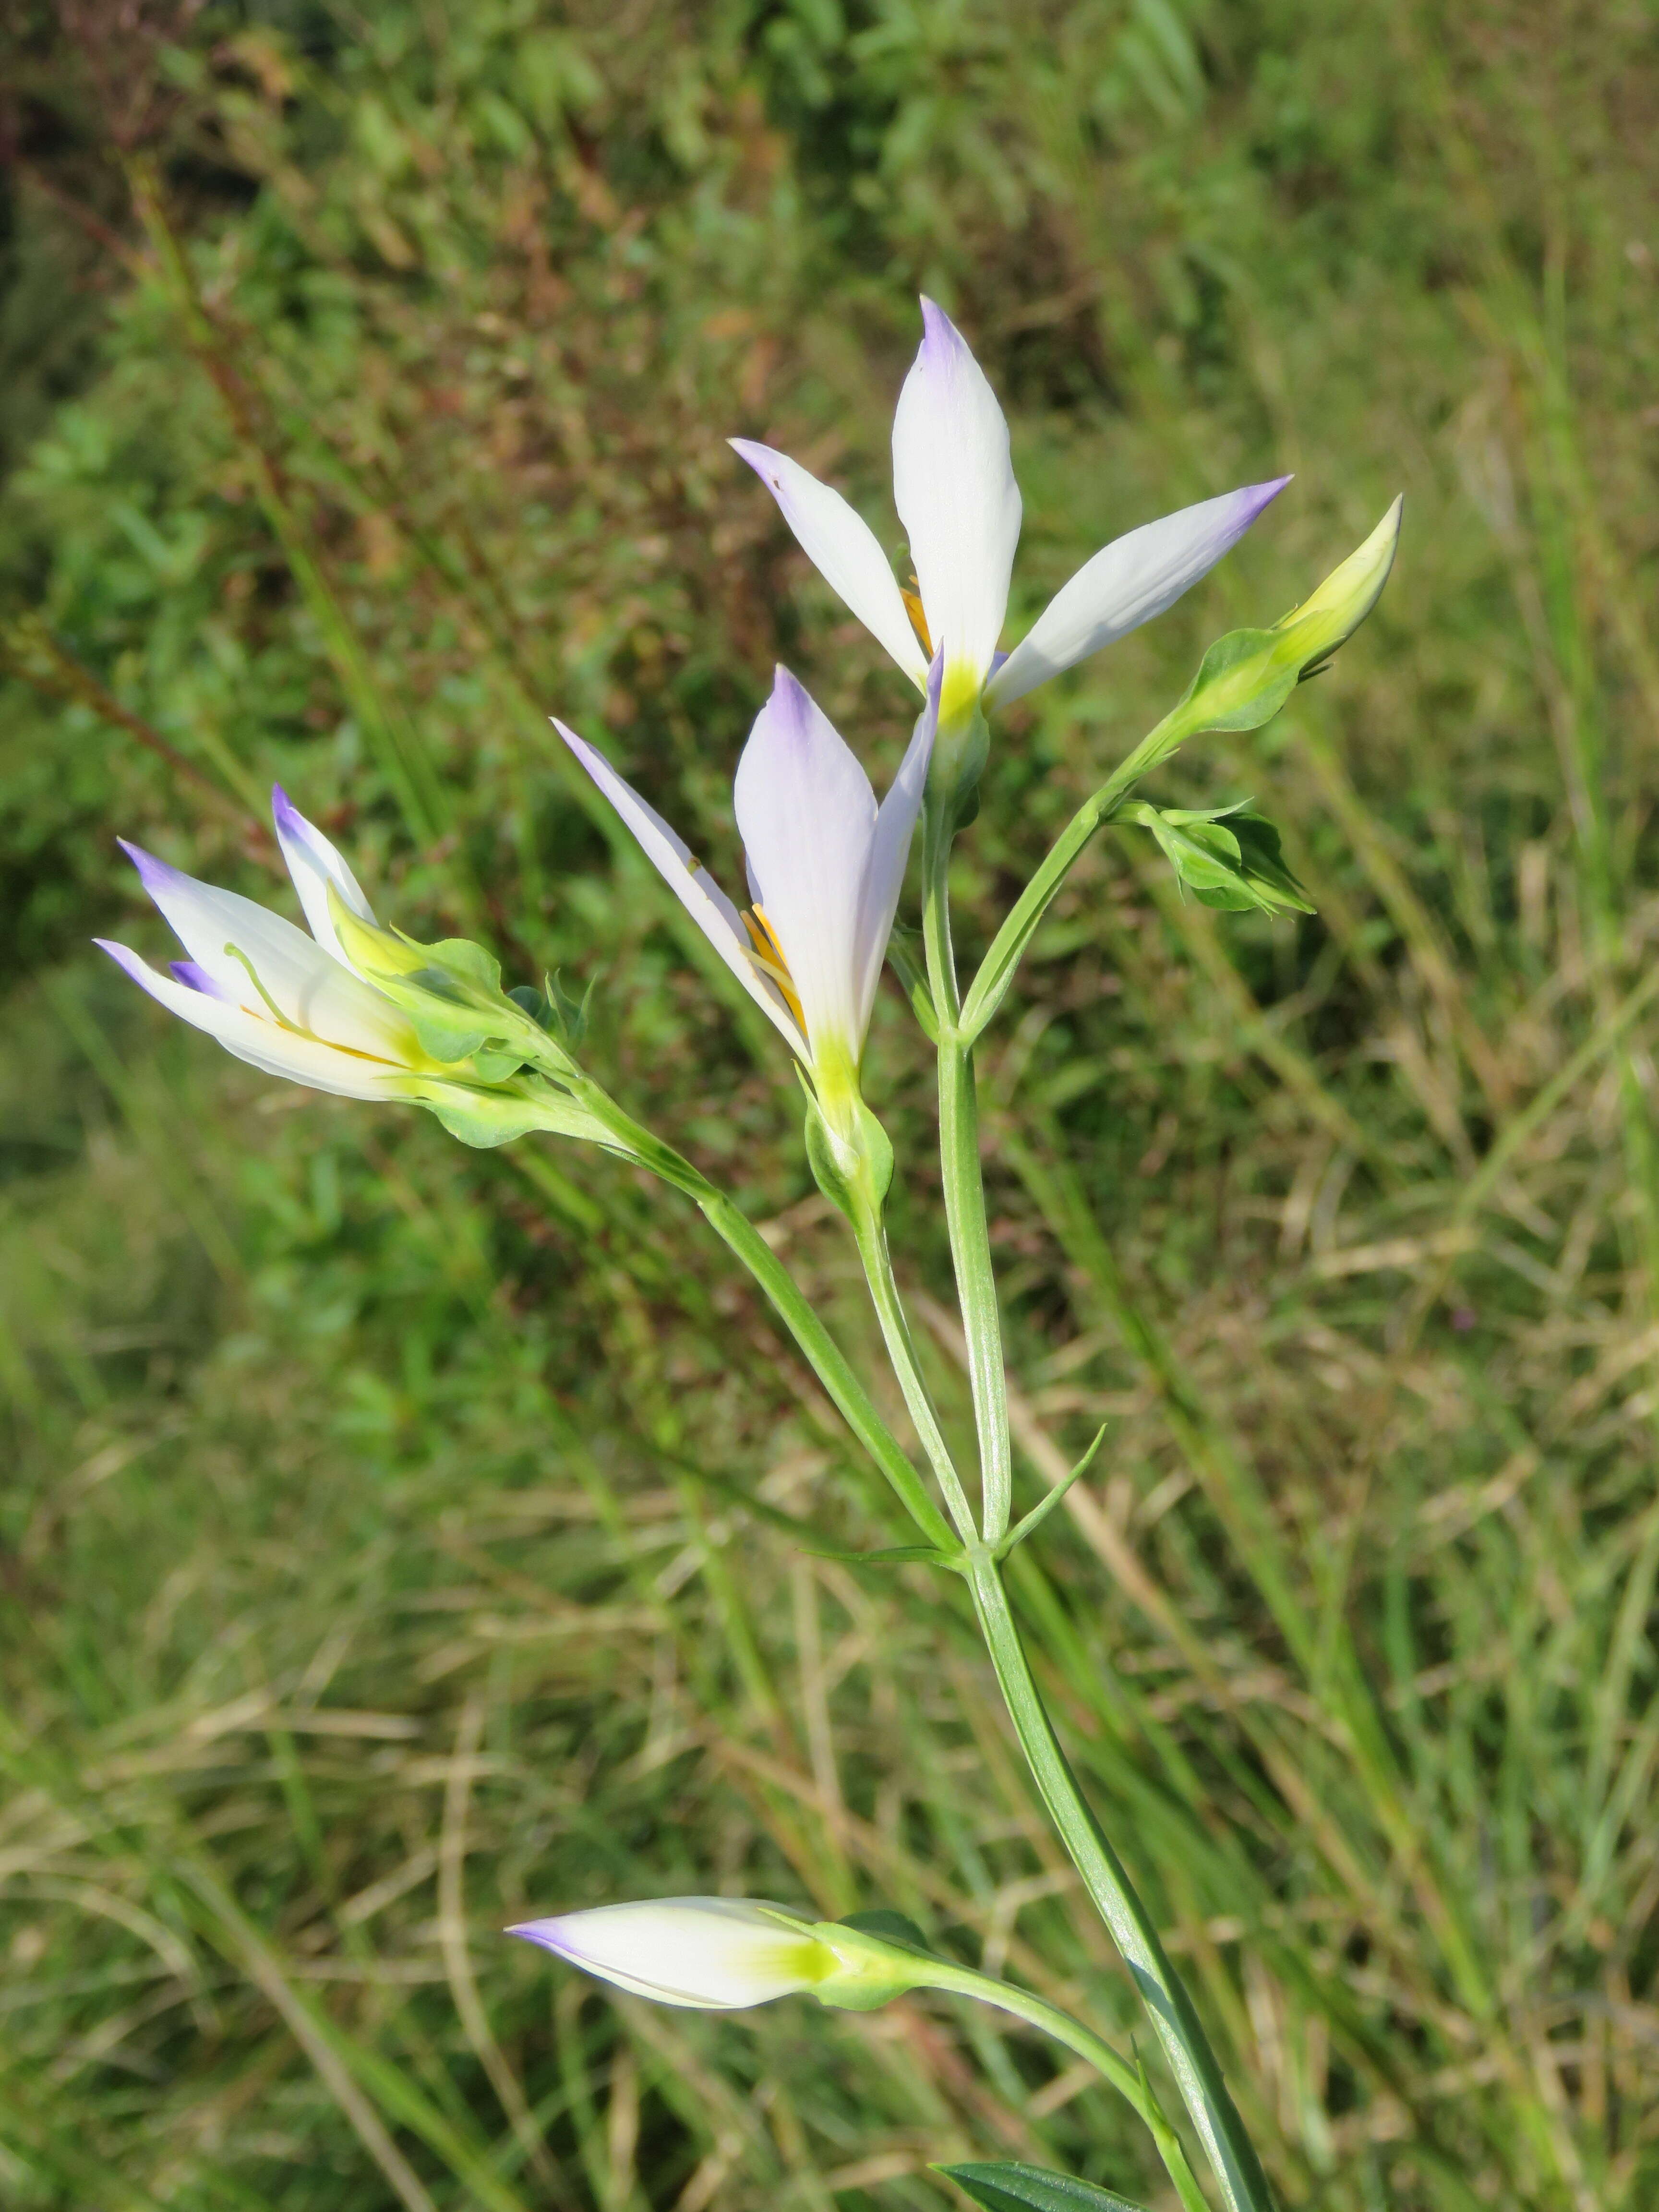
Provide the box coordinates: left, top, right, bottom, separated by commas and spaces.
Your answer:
507, 1899, 835, 2010
557, 662, 935, 1121
97, 788, 443, 1101
733, 298, 1288, 731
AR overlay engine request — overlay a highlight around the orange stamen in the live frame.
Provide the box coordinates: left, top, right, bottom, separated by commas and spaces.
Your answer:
742, 906, 806, 1032
902, 581, 933, 657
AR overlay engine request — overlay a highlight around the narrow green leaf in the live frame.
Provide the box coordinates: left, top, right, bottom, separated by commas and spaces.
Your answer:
798, 1542, 959, 1570
937, 2162, 1148, 2212
997, 1425, 1107, 1558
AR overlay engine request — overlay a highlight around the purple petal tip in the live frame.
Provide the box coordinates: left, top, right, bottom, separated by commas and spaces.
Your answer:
504, 1919, 567, 1955
917, 296, 957, 352
94, 937, 148, 983
768, 663, 812, 714
169, 959, 225, 998
117, 839, 173, 895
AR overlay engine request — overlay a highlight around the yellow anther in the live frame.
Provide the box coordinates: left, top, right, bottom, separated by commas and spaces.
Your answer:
742, 906, 805, 1031
902, 582, 932, 657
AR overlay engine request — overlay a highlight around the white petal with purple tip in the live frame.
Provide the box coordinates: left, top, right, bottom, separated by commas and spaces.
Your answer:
890, 298, 1022, 697
554, 720, 805, 1056
271, 786, 377, 965
117, 842, 416, 1061
986, 477, 1293, 709
731, 441, 928, 688
96, 940, 415, 1101
733, 669, 879, 1067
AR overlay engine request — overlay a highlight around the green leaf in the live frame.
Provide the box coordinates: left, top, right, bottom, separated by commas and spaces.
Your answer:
937, 2164, 1149, 2212
997, 1425, 1107, 1558
798, 1543, 958, 1570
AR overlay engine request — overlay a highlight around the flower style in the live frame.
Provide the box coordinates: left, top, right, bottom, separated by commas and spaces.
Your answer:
733, 298, 1288, 736
556, 662, 935, 1133
96, 788, 614, 1151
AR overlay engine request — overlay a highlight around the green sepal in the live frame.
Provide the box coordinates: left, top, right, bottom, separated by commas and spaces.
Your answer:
509, 971, 595, 1051
1168, 497, 1403, 744
807, 1914, 935, 2012
419, 1089, 557, 1149
926, 699, 990, 832
415, 1080, 625, 1154
330, 890, 578, 1076
1172, 628, 1300, 737
421, 936, 502, 991
1126, 801, 1313, 917
804, 1088, 895, 1220
936, 2164, 1147, 2212
836, 1909, 930, 1951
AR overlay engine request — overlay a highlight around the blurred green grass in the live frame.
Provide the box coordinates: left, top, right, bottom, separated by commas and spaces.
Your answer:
3, 3, 1658, 2207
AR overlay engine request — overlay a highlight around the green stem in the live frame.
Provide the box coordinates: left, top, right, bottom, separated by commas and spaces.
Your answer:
923, 804, 1013, 1539
560, 1087, 959, 1558
971, 1557, 1276, 2212
959, 700, 1195, 1045
909, 1959, 1209, 2212
699, 1187, 958, 1556
847, 1190, 979, 1544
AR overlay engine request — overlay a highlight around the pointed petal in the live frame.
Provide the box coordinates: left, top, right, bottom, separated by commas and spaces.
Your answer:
271, 785, 377, 962
987, 476, 1291, 709
554, 721, 805, 1056
507, 1899, 827, 2011
854, 650, 938, 1036
731, 441, 928, 688
733, 670, 881, 1064
891, 299, 1021, 697
117, 842, 415, 1061
96, 940, 414, 1101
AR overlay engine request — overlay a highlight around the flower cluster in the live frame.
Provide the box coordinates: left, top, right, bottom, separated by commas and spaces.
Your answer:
101, 301, 1295, 1150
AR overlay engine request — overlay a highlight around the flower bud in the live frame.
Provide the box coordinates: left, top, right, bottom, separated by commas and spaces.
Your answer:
508, 1899, 838, 2010
1161, 495, 1404, 744
1271, 493, 1402, 678
507, 1898, 934, 2014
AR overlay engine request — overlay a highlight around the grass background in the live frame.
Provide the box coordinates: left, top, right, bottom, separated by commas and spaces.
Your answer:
3, 3, 1658, 2207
